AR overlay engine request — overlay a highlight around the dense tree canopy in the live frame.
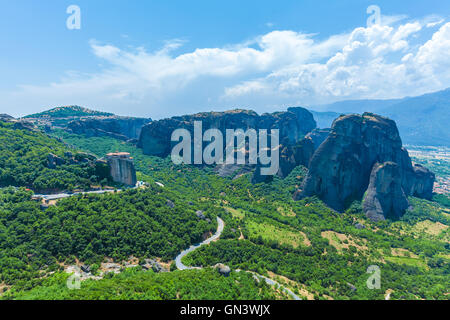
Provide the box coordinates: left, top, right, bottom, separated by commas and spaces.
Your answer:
0, 122, 109, 192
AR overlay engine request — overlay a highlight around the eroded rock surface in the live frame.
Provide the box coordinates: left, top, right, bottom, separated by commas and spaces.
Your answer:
306, 128, 331, 151
295, 113, 435, 220
363, 162, 410, 221
138, 108, 317, 180
106, 152, 137, 186
68, 116, 151, 141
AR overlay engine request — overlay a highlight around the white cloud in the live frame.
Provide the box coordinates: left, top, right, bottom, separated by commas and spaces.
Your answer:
3, 16, 450, 118
224, 21, 450, 105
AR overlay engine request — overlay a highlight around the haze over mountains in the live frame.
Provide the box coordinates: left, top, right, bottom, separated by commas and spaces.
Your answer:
11, 87, 450, 148
312, 88, 450, 147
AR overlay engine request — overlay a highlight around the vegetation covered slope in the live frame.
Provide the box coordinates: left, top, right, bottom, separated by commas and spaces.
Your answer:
0, 121, 109, 192
4, 268, 286, 300
24, 106, 113, 119
0, 187, 216, 289
1, 130, 448, 300
38, 132, 450, 300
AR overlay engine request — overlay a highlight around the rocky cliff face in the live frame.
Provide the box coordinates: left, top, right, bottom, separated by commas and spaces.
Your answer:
68, 117, 151, 141
294, 113, 435, 220
138, 108, 317, 180
106, 152, 137, 186
306, 128, 331, 151
363, 162, 410, 221
139, 108, 316, 155
23, 106, 151, 142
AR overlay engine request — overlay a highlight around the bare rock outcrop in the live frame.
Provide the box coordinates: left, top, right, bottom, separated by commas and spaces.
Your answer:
278, 137, 315, 177
106, 152, 137, 186
47, 153, 65, 169
305, 128, 331, 151
214, 263, 231, 277
295, 113, 435, 219
138, 107, 317, 181
409, 164, 435, 199
68, 116, 151, 141
363, 162, 410, 221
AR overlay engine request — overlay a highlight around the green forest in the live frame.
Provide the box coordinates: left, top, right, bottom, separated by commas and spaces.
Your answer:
0, 125, 448, 300
0, 122, 109, 192
4, 268, 285, 300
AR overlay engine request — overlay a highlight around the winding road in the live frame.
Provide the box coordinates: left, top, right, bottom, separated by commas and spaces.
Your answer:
174, 217, 301, 300
33, 189, 121, 201
38, 188, 301, 299
175, 217, 224, 271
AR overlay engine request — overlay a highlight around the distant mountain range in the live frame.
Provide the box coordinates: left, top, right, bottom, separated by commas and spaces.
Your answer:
311, 88, 450, 147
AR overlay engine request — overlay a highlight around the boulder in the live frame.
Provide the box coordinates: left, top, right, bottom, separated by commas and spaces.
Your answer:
166, 200, 175, 209
141, 259, 167, 273
363, 162, 410, 221
81, 265, 91, 273
214, 264, 231, 277
354, 223, 365, 230
47, 153, 65, 169
196, 210, 206, 220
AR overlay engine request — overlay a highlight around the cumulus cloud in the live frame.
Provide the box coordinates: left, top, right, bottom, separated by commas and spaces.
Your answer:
3, 16, 450, 118
225, 20, 450, 106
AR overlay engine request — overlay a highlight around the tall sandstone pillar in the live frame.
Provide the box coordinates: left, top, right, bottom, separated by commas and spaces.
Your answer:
106, 152, 137, 186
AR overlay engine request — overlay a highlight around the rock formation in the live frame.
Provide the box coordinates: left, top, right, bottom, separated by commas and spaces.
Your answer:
68, 116, 151, 141
138, 107, 317, 181
47, 153, 65, 169
166, 199, 175, 209
294, 113, 435, 220
277, 137, 315, 177
106, 152, 137, 186
409, 164, 435, 199
214, 263, 231, 277
305, 128, 331, 151
363, 162, 410, 221
23, 106, 151, 142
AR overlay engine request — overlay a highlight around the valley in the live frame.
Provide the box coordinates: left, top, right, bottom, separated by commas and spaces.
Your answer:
0, 105, 448, 300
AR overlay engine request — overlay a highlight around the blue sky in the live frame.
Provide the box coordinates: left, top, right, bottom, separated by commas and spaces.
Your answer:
1, 0, 450, 118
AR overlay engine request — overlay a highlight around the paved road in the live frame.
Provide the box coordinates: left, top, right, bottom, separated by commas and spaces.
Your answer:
247, 271, 301, 301
174, 216, 301, 300
33, 181, 156, 201
33, 189, 122, 201
175, 217, 224, 270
